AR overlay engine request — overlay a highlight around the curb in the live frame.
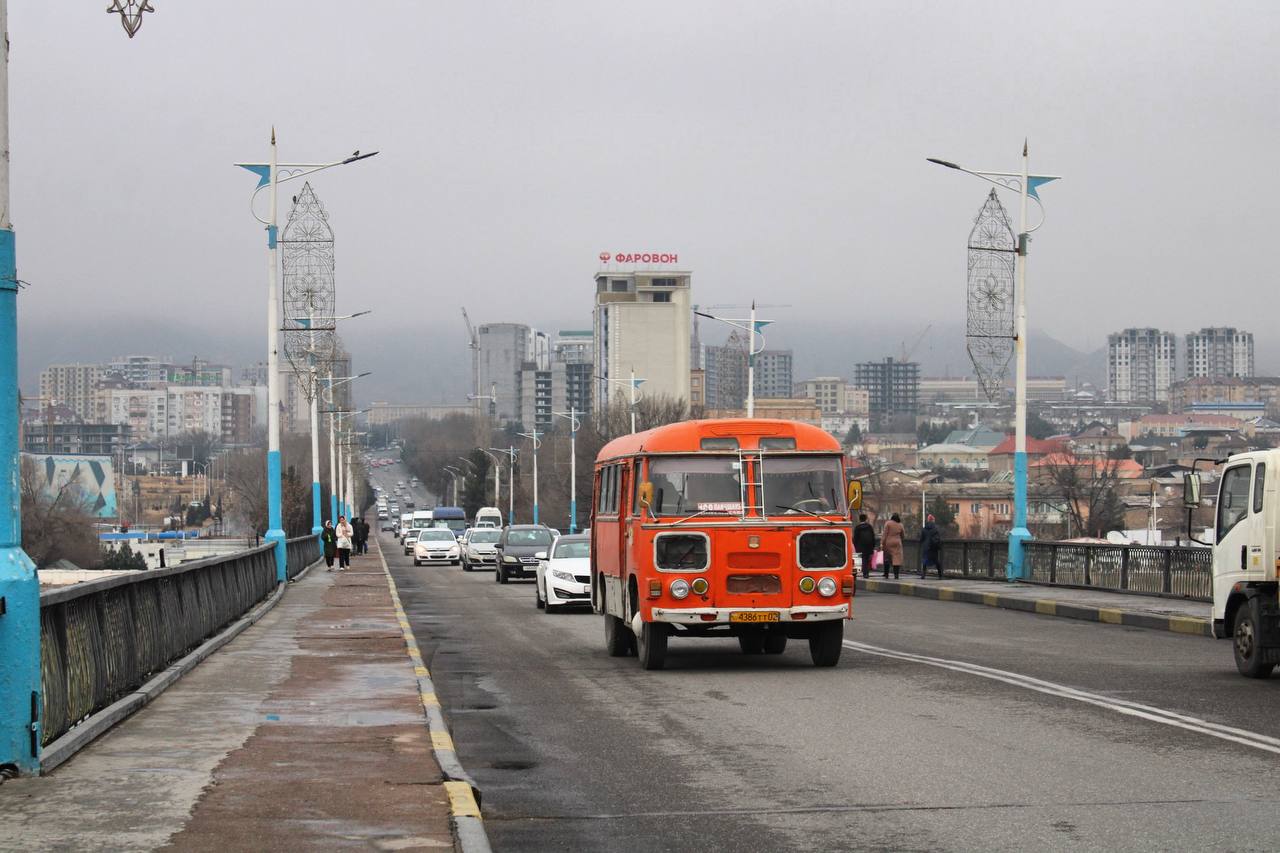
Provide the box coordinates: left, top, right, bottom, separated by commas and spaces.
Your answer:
375, 540, 492, 853
855, 577, 1213, 637
40, 556, 325, 773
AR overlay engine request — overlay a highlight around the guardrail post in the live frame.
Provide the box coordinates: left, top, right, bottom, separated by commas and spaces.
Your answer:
1121, 547, 1129, 591
1048, 544, 1057, 584
1163, 549, 1173, 594
1084, 547, 1093, 586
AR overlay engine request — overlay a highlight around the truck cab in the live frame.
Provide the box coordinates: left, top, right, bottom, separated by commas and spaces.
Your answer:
1198, 449, 1280, 677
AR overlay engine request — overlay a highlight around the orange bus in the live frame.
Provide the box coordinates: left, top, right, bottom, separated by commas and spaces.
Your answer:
590, 418, 857, 670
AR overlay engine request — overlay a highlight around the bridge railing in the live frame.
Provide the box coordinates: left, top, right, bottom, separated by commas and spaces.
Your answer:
895, 537, 1211, 601
39, 535, 320, 748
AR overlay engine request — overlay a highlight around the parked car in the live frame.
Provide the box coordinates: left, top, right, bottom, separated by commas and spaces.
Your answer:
494, 525, 556, 584
535, 534, 591, 611
414, 528, 461, 566
403, 529, 422, 555
461, 527, 502, 572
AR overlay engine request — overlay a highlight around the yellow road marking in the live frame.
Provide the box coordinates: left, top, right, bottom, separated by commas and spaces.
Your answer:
432, 730, 454, 751
1170, 617, 1208, 635
1035, 600, 1056, 616
983, 592, 999, 606
938, 588, 954, 601
444, 781, 481, 818
421, 692, 441, 708
414, 665, 430, 678
1098, 608, 1123, 624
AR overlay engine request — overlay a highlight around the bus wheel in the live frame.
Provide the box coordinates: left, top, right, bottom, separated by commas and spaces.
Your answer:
605, 614, 631, 657
763, 632, 788, 655
638, 622, 668, 670
809, 621, 843, 667
738, 632, 765, 655
1234, 599, 1275, 679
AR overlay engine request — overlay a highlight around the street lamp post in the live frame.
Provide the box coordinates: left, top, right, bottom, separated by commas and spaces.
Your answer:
489, 446, 517, 525
517, 429, 542, 525
444, 466, 462, 507
237, 135, 376, 581
694, 303, 773, 418
601, 369, 646, 434
552, 407, 581, 533
928, 143, 1059, 580
478, 448, 502, 513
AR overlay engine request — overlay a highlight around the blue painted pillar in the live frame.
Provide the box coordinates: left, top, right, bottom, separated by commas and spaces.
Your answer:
265, 448, 286, 582
330, 492, 338, 527
311, 481, 322, 544
1007, 449, 1030, 580
0, 227, 41, 774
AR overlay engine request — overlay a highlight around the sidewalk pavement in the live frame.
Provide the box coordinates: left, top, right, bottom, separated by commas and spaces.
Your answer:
0, 548, 460, 852
856, 574, 1213, 637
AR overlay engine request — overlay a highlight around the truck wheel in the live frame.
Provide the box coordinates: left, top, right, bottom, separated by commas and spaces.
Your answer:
738, 632, 765, 655
637, 622, 669, 670
605, 613, 631, 657
809, 621, 843, 667
764, 632, 788, 655
1234, 599, 1275, 679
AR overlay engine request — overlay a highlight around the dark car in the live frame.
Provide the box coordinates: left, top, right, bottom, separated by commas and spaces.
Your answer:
494, 524, 556, 584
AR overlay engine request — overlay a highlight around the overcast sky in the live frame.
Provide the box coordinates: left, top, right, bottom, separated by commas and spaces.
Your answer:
13, 1, 1279, 402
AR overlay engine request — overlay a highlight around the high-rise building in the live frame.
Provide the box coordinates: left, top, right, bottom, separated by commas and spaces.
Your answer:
853, 358, 920, 430
593, 268, 692, 408
478, 323, 531, 422
753, 350, 793, 399
702, 333, 748, 409
1107, 328, 1176, 403
796, 377, 848, 415
106, 355, 173, 386
1186, 327, 1254, 379
39, 363, 103, 421
553, 330, 594, 419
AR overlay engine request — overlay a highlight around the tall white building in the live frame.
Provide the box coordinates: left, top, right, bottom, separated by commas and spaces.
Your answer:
1186, 327, 1254, 379
1107, 328, 1176, 404
39, 363, 103, 421
593, 269, 692, 408
477, 323, 531, 422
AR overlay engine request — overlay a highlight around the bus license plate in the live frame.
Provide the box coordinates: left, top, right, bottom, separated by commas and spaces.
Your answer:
730, 611, 780, 623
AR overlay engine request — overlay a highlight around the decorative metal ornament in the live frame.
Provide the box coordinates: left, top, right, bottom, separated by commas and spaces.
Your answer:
107, 0, 154, 38
281, 182, 336, 399
966, 189, 1017, 401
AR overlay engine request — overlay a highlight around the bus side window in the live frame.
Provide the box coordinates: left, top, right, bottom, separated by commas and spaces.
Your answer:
596, 470, 607, 514
1254, 463, 1266, 514
632, 459, 643, 515
619, 463, 630, 517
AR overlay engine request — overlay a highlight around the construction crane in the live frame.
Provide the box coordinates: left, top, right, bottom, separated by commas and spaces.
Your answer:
461, 308, 479, 418
900, 323, 932, 362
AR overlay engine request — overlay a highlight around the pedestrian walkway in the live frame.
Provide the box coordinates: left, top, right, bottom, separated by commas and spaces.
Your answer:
856, 573, 1213, 637
0, 549, 457, 852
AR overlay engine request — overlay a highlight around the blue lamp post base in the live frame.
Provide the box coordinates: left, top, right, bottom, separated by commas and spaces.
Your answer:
0, 546, 40, 775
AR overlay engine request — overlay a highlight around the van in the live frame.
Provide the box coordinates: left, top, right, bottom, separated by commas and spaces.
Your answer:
475, 507, 503, 529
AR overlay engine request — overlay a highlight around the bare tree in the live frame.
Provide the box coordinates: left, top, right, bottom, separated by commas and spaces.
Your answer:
20, 456, 101, 568
1040, 453, 1126, 538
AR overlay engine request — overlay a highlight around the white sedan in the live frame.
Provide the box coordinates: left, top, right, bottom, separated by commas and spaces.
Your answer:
414, 529, 461, 566
535, 534, 591, 612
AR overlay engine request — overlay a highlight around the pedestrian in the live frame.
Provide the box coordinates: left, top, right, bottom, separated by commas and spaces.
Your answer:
853, 512, 877, 579
321, 519, 337, 569
352, 517, 367, 555
336, 515, 354, 569
880, 513, 904, 580
921, 513, 943, 579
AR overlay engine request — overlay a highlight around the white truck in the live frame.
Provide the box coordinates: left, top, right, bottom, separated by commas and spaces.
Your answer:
1190, 450, 1280, 677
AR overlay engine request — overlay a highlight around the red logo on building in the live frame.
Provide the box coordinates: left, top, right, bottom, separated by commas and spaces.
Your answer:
601, 252, 679, 265
599, 252, 611, 263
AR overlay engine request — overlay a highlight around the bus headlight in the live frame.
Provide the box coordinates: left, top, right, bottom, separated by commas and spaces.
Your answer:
817, 577, 838, 597
690, 577, 709, 595
798, 576, 816, 594
670, 579, 691, 600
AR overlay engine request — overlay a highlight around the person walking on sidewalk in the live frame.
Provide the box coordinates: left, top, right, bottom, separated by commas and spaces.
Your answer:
853, 513, 877, 579
920, 514, 943, 579
358, 517, 371, 554
321, 520, 337, 569
352, 517, 367, 555
880, 513, 904, 580
335, 516, 354, 569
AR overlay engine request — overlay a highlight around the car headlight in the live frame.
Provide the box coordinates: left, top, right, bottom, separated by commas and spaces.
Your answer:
551, 569, 575, 582
799, 576, 816, 593
690, 577, 709, 595
817, 577, 838, 597
503, 555, 519, 563
670, 579, 691, 600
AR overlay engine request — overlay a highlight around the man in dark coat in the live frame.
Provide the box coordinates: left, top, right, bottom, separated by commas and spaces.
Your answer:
353, 517, 368, 555
852, 513, 877, 579
920, 514, 943, 578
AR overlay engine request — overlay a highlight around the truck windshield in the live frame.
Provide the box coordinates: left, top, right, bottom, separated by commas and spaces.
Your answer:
763, 455, 846, 516
648, 456, 743, 515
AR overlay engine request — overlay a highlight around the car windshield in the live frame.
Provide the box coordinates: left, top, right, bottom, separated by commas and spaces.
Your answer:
422, 530, 454, 542
443, 519, 467, 533
648, 456, 743, 515
470, 530, 501, 543
554, 540, 590, 559
506, 529, 553, 546
762, 455, 847, 516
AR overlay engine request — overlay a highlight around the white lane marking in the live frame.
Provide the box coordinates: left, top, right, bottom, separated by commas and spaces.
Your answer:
844, 639, 1280, 756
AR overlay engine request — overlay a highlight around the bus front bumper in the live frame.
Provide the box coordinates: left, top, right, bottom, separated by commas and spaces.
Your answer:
650, 604, 850, 624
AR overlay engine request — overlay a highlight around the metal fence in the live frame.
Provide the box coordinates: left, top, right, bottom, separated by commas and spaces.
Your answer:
39, 535, 320, 747
892, 537, 1211, 602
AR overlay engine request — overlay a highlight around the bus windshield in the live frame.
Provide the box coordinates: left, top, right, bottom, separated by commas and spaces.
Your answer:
648, 456, 744, 515
762, 455, 847, 516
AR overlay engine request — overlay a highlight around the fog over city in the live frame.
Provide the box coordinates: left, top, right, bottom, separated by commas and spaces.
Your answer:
13, 2, 1278, 403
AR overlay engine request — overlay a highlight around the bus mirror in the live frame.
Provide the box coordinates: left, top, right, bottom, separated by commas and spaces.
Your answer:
1182, 472, 1201, 508
847, 480, 863, 511
638, 482, 654, 508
